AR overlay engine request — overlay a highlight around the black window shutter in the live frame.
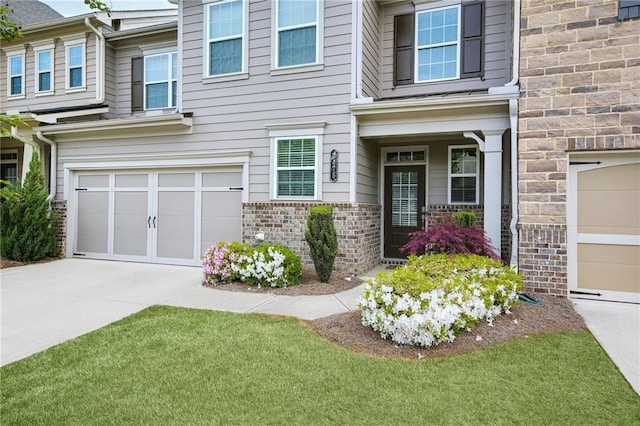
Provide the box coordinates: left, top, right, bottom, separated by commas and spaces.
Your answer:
461, 1, 484, 79
393, 14, 414, 86
619, 0, 640, 20
131, 57, 143, 111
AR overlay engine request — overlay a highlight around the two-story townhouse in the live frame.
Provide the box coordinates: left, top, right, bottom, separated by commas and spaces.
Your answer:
518, 0, 640, 303
2, 0, 520, 279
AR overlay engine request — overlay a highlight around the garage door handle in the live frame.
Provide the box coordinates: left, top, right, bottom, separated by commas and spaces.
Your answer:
148, 216, 151, 229
153, 216, 156, 228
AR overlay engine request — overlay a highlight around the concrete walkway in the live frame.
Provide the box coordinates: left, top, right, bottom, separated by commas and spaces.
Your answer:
1, 259, 637, 395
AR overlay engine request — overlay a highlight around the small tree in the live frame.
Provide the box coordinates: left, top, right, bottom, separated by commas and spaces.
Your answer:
401, 212, 500, 260
304, 205, 338, 283
0, 151, 58, 261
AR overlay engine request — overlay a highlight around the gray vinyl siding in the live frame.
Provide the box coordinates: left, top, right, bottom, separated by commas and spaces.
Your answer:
180, 0, 353, 202
103, 44, 117, 118
356, 137, 379, 204
1, 30, 101, 112
380, 0, 510, 98
361, 0, 382, 98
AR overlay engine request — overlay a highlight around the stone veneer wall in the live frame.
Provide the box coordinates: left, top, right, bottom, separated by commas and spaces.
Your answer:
242, 203, 381, 275
51, 200, 67, 257
428, 205, 513, 262
519, 0, 640, 295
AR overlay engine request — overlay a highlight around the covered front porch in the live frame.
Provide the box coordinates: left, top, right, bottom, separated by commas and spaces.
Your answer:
350, 89, 519, 264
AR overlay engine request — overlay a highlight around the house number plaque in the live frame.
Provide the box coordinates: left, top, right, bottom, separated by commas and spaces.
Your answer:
330, 150, 338, 182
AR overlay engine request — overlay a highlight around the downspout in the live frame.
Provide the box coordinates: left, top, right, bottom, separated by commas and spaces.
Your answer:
35, 131, 57, 204
85, 17, 105, 104
505, 0, 520, 267
11, 126, 39, 150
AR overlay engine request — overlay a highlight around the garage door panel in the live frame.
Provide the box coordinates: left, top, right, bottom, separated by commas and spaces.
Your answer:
77, 192, 109, 254
201, 191, 242, 254
203, 169, 242, 187
115, 174, 148, 188
157, 191, 194, 260
158, 172, 194, 187
114, 192, 148, 257
578, 244, 640, 293
78, 174, 109, 188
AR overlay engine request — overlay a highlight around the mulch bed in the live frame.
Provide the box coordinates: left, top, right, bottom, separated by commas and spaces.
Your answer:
205, 267, 588, 359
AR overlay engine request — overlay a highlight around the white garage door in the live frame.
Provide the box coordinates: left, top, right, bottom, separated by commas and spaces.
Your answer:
568, 153, 640, 304
74, 168, 243, 266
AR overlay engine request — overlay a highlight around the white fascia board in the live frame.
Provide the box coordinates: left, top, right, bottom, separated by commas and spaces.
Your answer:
36, 114, 192, 138
349, 91, 519, 116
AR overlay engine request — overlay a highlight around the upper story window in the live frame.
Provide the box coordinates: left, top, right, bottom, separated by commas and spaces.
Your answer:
64, 37, 86, 90
144, 52, 178, 109
34, 44, 54, 94
393, 1, 484, 86
448, 145, 479, 204
416, 6, 460, 82
206, 0, 246, 76
275, 0, 321, 68
619, 0, 640, 20
7, 52, 24, 97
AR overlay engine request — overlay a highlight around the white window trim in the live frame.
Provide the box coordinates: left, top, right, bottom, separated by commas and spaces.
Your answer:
144, 52, 177, 110
415, 5, 461, 83
202, 0, 249, 81
33, 43, 55, 95
448, 144, 479, 205
6, 48, 26, 99
271, 0, 324, 73
267, 123, 325, 200
63, 37, 86, 92
0, 149, 19, 184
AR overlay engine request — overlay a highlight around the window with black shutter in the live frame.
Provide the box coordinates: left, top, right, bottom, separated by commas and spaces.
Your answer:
131, 57, 143, 112
393, 14, 414, 86
393, 1, 484, 85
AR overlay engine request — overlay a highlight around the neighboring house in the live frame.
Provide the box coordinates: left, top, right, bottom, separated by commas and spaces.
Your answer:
519, 0, 640, 303
0, 0, 518, 277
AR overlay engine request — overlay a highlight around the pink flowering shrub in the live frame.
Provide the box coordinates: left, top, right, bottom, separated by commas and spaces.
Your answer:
202, 241, 249, 285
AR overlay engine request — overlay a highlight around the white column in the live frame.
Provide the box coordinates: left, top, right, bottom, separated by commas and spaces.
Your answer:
482, 130, 504, 254
464, 130, 504, 254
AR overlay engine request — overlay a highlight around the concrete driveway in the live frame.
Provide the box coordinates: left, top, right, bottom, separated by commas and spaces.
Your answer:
1, 259, 202, 366
1, 258, 362, 367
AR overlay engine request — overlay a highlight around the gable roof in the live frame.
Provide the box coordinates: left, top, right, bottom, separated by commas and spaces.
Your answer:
5, 0, 63, 28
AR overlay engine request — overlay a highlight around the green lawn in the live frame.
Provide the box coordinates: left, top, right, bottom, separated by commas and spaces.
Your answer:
1, 306, 638, 425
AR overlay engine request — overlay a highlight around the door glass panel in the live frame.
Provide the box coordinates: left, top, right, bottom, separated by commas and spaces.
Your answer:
114, 192, 148, 256
78, 174, 109, 188
77, 191, 108, 253
158, 172, 195, 187
391, 171, 418, 227
115, 174, 148, 188
157, 191, 194, 259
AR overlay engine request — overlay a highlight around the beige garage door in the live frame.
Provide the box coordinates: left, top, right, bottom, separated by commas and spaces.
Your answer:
568, 154, 640, 303
74, 167, 243, 266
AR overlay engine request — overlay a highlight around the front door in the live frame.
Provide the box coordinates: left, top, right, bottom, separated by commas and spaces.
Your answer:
384, 166, 426, 258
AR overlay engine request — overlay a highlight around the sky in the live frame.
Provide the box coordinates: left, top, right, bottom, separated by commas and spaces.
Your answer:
40, 0, 176, 17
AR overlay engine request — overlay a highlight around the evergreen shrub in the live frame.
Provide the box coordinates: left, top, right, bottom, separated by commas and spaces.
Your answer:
304, 205, 338, 283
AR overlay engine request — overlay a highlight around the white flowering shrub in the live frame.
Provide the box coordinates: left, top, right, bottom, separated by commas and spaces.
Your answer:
359, 254, 522, 347
202, 242, 302, 288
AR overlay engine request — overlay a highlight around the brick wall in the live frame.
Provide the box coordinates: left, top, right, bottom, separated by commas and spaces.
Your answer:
242, 202, 381, 275
51, 200, 66, 257
519, 0, 640, 294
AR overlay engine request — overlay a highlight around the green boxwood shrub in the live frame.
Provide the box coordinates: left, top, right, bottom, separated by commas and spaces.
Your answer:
305, 205, 338, 283
359, 254, 523, 347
